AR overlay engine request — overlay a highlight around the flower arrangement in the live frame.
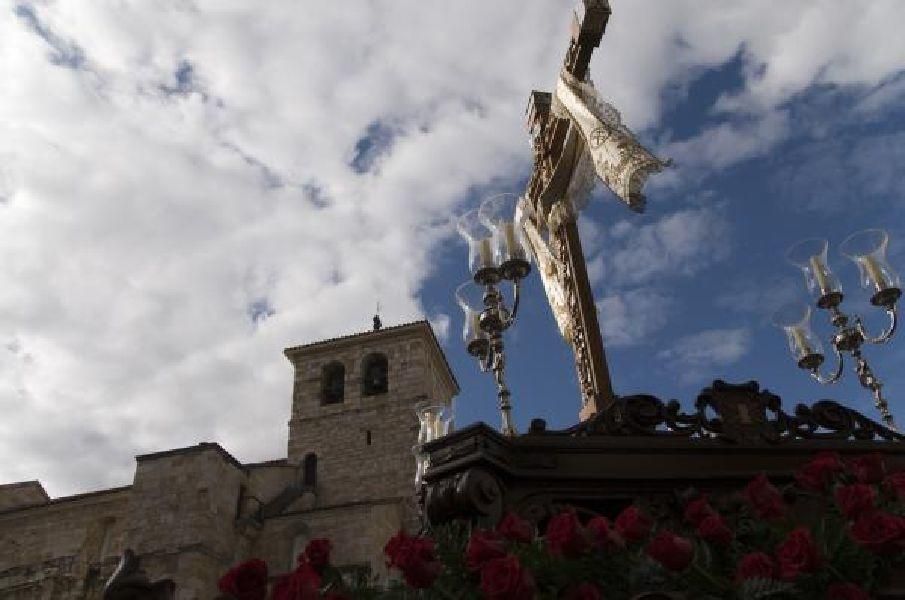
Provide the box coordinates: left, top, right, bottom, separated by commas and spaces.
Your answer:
217, 452, 905, 599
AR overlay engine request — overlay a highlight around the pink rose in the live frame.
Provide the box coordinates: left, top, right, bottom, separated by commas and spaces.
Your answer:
697, 514, 733, 546
835, 483, 876, 519
545, 511, 591, 557
795, 451, 843, 492
846, 453, 885, 484
776, 527, 821, 581
735, 552, 775, 582
644, 530, 694, 572
614, 505, 652, 543
743, 473, 785, 520
217, 559, 268, 600
465, 529, 507, 571
480, 555, 536, 600
497, 512, 533, 543
684, 496, 717, 527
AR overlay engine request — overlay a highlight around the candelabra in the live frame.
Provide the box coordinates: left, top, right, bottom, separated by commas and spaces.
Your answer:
413, 401, 452, 485
456, 194, 532, 436
774, 229, 901, 429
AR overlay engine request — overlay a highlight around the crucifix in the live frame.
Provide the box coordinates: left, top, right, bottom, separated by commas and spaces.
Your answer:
519, 0, 668, 421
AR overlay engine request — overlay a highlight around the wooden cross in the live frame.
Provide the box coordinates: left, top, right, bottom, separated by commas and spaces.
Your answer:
523, 0, 614, 421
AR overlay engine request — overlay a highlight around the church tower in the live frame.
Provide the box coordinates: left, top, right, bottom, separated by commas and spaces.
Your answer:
283, 319, 458, 517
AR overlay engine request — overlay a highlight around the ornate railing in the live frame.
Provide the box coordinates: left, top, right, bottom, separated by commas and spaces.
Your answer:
524, 380, 905, 444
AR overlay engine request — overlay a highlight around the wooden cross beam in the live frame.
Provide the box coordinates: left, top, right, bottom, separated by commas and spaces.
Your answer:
524, 0, 614, 421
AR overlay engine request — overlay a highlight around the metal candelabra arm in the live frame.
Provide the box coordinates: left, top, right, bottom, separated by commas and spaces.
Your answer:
809, 345, 844, 385
856, 305, 898, 345
507, 279, 522, 325
852, 348, 897, 430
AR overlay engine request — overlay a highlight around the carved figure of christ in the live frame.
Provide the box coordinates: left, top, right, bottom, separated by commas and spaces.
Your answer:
521, 0, 668, 421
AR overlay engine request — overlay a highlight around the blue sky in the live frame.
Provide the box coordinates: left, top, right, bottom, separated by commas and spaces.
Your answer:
435, 54, 905, 433
1, 0, 904, 496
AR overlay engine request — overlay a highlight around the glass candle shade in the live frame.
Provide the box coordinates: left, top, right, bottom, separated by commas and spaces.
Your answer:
840, 229, 902, 307
786, 238, 843, 308
772, 304, 825, 370
457, 209, 499, 285
413, 445, 427, 485
456, 281, 489, 357
415, 402, 450, 444
478, 193, 531, 280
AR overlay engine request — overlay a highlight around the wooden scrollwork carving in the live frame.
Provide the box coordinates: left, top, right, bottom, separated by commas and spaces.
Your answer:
424, 467, 504, 525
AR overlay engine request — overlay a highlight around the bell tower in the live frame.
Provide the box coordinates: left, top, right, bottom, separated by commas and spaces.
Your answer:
283, 321, 459, 508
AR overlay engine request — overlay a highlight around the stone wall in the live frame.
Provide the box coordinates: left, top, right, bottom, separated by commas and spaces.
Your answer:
0, 487, 130, 599
123, 444, 250, 600
0, 322, 458, 599
0, 483, 48, 513
252, 500, 405, 576
286, 323, 458, 507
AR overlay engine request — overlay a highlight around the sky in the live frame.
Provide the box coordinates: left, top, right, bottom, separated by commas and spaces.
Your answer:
1, 0, 904, 498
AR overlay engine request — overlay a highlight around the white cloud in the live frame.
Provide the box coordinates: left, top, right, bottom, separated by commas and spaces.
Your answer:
714, 278, 803, 320
428, 313, 451, 345
855, 75, 905, 115
596, 289, 672, 348
663, 110, 790, 171
606, 207, 731, 287
771, 131, 905, 213
657, 328, 752, 384
1, 0, 903, 496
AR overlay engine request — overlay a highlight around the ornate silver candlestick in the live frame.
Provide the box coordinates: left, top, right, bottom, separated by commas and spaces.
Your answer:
456, 194, 531, 436
776, 229, 900, 429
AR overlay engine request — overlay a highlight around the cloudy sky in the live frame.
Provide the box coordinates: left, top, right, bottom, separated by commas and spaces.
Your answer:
2, 0, 904, 498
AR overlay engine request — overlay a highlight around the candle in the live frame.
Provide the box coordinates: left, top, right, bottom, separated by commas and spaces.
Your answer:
790, 326, 811, 357
477, 238, 493, 269
809, 256, 830, 294
502, 222, 521, 260
469, 311, 483, 340
430, 413, 442, 441
861, 255, 889, 291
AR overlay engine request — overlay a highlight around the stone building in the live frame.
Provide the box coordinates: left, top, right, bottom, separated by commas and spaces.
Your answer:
0, 321, 458, 599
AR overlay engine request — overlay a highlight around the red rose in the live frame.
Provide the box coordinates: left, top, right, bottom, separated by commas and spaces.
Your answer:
384, 531, 443, 588
217, 559, 268, 600
563, 582, 602, 600
776, 527, 821, 581
735, 552, 775, 582
303, 538, 332, 571
697, 514, 733, 546
587, 516, 623, 550
465, 528, 507, 571
644, 530, 694, 572
795, 451, 844, 492
882, 472, 905, 499
835, 484, 876, 519
743, 473, 786, 520
847, 453, 885, 484
827, 582, 870, 600
497, 512, 533, 543
614, 505, 652, 543
545, 511, 591, 557
684, 496, 717, 527
850, 510, 905, 555
272, 562, 321, 600
480, 555, 536, 600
